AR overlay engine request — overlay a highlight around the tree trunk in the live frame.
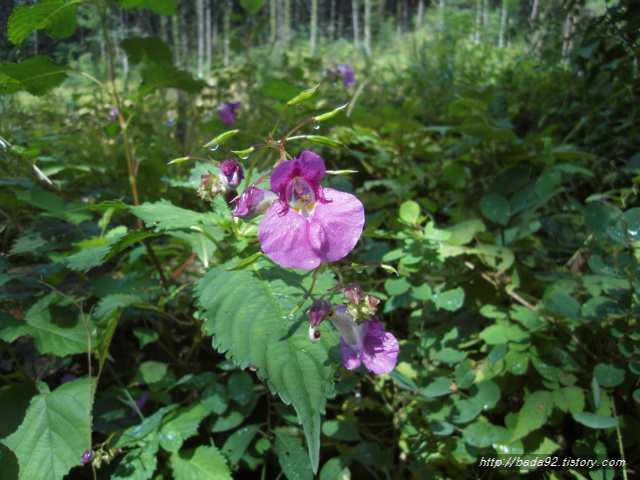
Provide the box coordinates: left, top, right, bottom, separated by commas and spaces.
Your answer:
416, 0, 425, 30
310, 0, 318, 56
270, 0, 277, 44
363, 0, 371, 56
329, 0, 336, 41
438, 0, 445, 36
197, 0, 204, 78
498, 0, 508, 48
352, 0, 359, 50
561, 14, 574, 65
205, 0, 212, 75
474, 0, 483, 43
223, 0, 231, 67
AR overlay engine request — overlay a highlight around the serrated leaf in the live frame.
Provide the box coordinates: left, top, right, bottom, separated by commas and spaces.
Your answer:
65, 230, 156, 272
164, 404, 210, 441
8, 0, 82, 45
116, 0, 178, 15
275, 431, 314, 480
17, 292, 90, 356
170, 445, 232, 480
112, 437, 159, 480
221, 424, 261, 465
1, 378, 93, 480
196, 259, 337, 473
0, 56, 72, 95
130, 199, 222, 231
94, 293, 144, 320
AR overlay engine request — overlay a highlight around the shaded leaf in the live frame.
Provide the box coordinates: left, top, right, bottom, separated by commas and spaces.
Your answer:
116, 0, 178, 15
170, 445, 232, 480
8, 0, 82, 45
0, 56, 72, 95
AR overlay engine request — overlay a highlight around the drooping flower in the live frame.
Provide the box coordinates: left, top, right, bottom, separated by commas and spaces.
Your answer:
258, 151, 365, 270
219, 159, 244, 190
109, 108, 118, 122
219, 101, 241, 127
331, 306, 399, 375
232, 186, 278, 220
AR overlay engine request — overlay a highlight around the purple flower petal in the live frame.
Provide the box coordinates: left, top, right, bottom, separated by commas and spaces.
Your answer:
338, 317, 399, 375
219, 102, 241, 127
271, 151, 326, 194
258, 188, 364, 270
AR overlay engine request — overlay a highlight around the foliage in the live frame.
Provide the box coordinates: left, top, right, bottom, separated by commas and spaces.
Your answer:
1, 0, 638, 479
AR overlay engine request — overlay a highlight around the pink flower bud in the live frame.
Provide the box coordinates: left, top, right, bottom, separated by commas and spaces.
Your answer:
219, 159, 244, 190
343, 284, 364, 304
81, 450, 95, 464
232, 187, 278, 221
307, 299, 333, 327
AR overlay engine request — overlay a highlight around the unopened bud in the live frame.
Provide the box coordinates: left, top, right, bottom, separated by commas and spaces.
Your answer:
343, 284, 364, 304
80, 450, 95, 464
198, 173, 222, 200
307, 299, 333, 328
232, 187, 278, 221
219, 159, 244, 190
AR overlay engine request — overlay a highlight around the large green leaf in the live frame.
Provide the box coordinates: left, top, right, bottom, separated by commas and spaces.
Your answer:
115, 0, 178, 15
0, 293, 90, 356
195, 259, 338, 473
1, 378, 93, 480
120, 36, 173, 65
138, 63, 206, 95
170, 445, 232, 480
8, 0, 84, 45
130, 199, 223, 231
0, 56, 72, 95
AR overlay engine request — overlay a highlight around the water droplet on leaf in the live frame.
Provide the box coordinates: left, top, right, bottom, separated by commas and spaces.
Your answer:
313, 121, 320, 130
209, 144, 219, 151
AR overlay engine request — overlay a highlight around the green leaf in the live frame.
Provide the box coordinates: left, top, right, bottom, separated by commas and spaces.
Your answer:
120, 36, 172, 65
593, 364, 625, 388
399, 200, 420, 224
322, 419, 360, 441
462, 422, 498, 447
552, 387, 585, 414
511, 390, 553, 441
504, 350, 529, 375
228, 371, 253, 406
422, 377, 453, 398
480, 193, 511, 224
471, 380, 501, 410
0, 56, 72, 95
239, 0, 266, 14
544, 292, 581, 319
8, 0, 83, 45
159, 425, 183, 452
139, 361, 168, 384
170, 446, 232, 479
319, 456, 350, 480
572, 412, 619, 429
65, 230, 155, 272
434, 287, 465, 311
164, 404, 210, 441
1, 378, 93, 480
116, 0, 178, 15
131, 199, 221, 231
221, 424, 260, 465
94, 293, 144, 320
13, 292, 90, 356
195, 259, 337, 473
275, 431, 314, 480
385, 276, 411, 296
139, 63, 206, 94
112, 438, 159, 480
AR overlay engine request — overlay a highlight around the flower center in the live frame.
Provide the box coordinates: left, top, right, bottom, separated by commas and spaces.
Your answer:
285, 177, 316, 216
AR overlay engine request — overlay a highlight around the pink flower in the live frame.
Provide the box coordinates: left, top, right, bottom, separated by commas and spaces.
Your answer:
219, 101, 241, 126
332, 306, 399, 375
258, 151, 365, 270
219, 159, 244, 190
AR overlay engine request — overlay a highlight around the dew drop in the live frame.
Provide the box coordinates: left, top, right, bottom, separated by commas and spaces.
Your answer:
241, 154, 250, 160
313, 121, 320, 130
209, 144, 219, 151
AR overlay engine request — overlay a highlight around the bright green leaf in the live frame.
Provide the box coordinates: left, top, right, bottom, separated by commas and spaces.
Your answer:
552, 387, 585, 414
511, 390, 553, 441
275, 431, 314, 480
462, 422, 498, 447
221, 424, 260, 465
572, 412, 618, 429
8, 0, 83, 45
399, 200, 420, 224
593, 364, 625, 388
434, 287, 465, 311
1, 378, 93, 480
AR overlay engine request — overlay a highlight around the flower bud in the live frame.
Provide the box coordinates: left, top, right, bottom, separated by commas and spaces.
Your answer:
232, 187, 278, 221
219, 159, 244, 191
198, 173, 223, 201
343, 284, 364, 304
81, 450, 95, 464
307, 299, 333, 328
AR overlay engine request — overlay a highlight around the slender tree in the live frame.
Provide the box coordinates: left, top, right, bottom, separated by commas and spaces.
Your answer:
364, 0, 371, 56
310, 0, 318, 56
197, 0, 204, 77
352, 0, 360, 50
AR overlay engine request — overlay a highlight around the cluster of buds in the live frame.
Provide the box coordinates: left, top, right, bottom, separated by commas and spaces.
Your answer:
343, 284, 379, 321
80, 448, 120, 468
198, 159, 245, 204
305, 285, 398, 375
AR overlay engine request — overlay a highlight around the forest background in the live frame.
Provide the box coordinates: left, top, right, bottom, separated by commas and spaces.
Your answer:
0, 0, 639, 479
